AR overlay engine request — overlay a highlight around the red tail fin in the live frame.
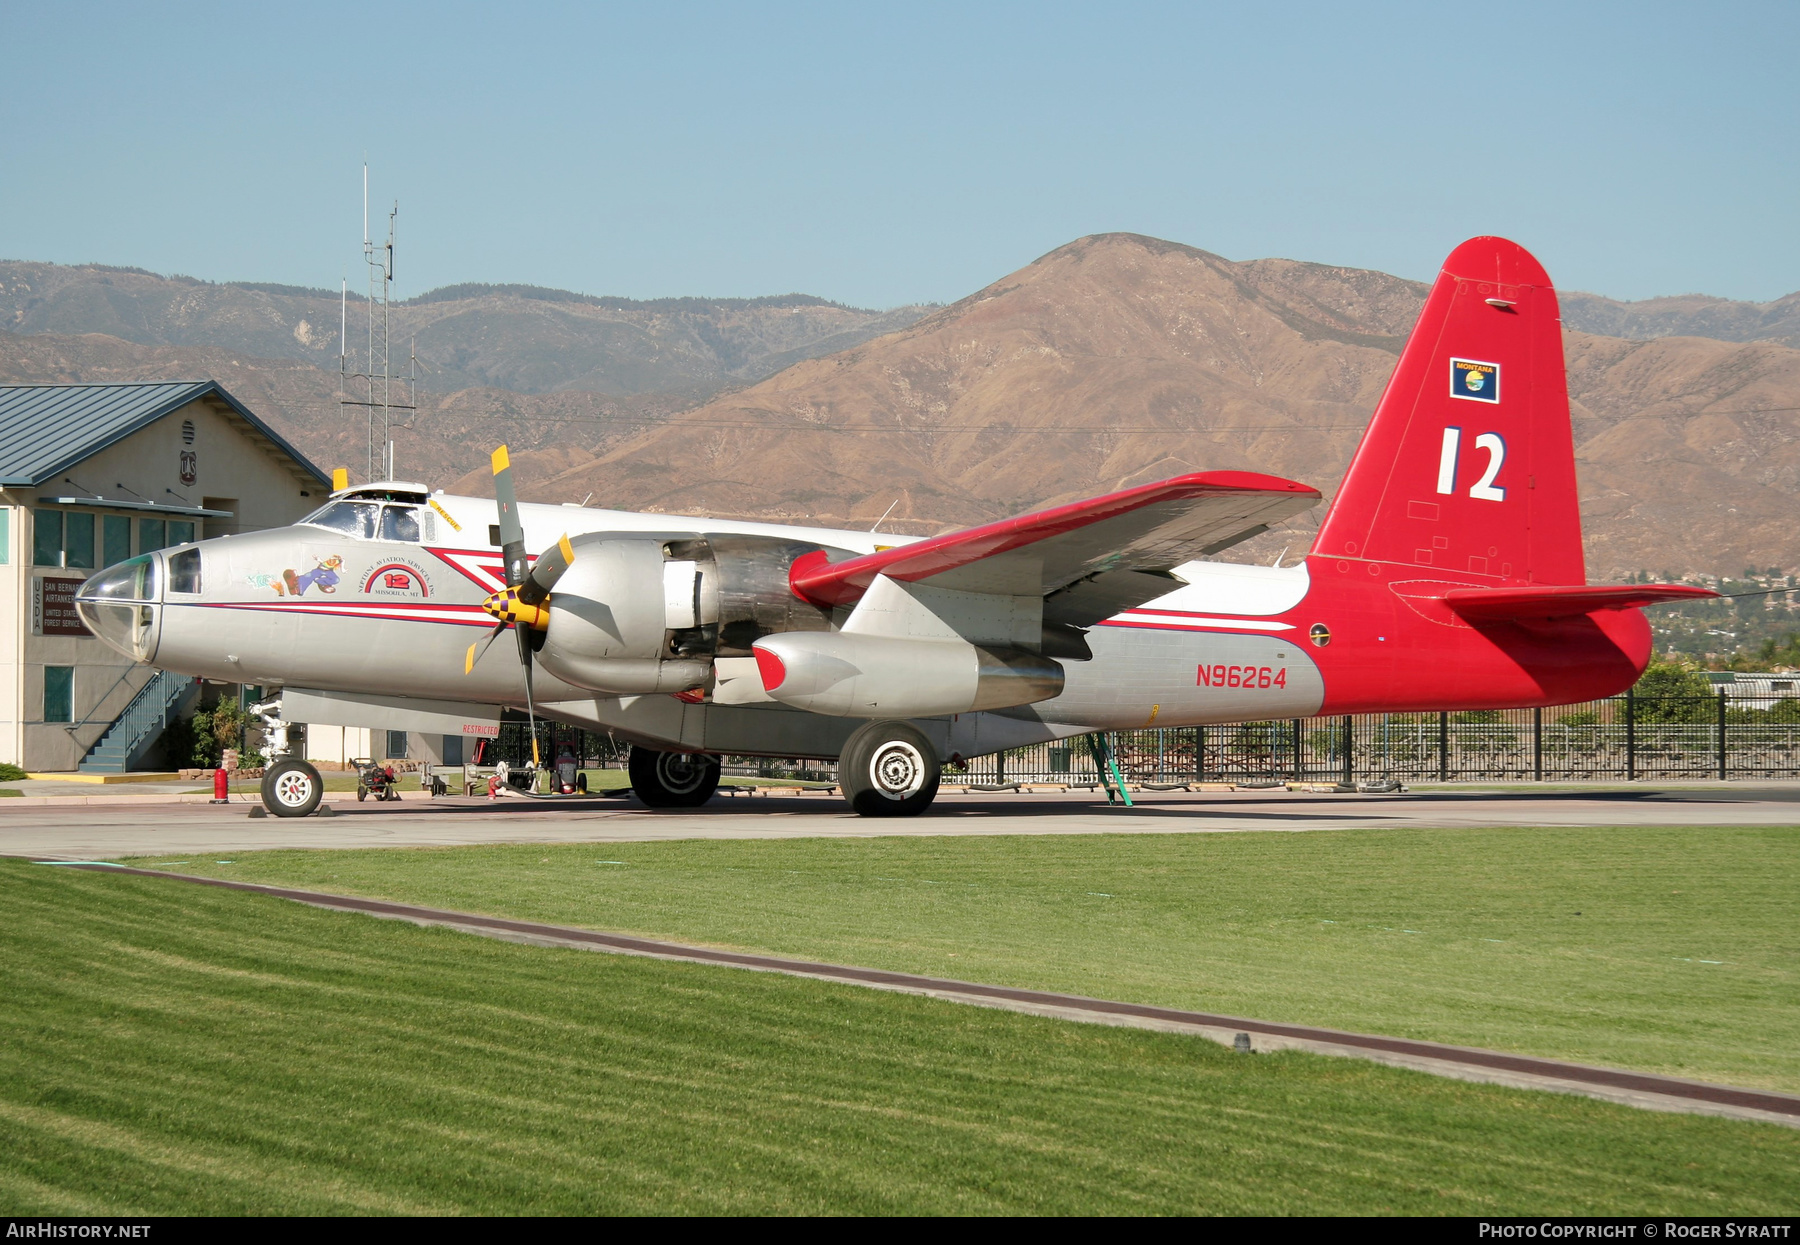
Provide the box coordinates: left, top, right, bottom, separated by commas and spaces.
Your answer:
1315, 237, 1583, 586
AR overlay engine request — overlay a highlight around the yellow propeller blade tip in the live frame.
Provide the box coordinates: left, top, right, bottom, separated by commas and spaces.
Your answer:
464, 642, 477, 675
331, 467, 348, 491
558, 533, 574, 563
491, 446, 511, 474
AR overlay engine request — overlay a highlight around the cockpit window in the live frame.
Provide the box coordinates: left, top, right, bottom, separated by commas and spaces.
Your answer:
300, 501, 380, 540
167, 548, 202, 594
380, 505, 421, 542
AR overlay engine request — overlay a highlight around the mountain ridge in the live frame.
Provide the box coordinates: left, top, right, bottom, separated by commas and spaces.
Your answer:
0, 259, 932, 398
508, 233, 1800, 580
5, 237, 1799, 580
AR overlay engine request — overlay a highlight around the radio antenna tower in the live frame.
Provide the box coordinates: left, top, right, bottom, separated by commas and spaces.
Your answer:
339, 163, 417, 482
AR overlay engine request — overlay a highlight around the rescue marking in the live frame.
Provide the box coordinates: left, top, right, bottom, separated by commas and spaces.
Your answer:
428, 497, 463, 531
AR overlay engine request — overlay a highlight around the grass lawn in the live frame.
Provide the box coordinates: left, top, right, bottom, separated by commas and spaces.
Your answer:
3, 859, 1795, 1215
125, 826, 1800, 1094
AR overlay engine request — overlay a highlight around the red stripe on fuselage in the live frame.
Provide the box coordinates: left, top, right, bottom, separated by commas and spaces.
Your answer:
195, 601, 494, 627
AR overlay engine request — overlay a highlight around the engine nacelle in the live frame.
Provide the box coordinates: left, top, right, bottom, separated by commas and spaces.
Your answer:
534, 537, 702, 693
532, 531, 848, 696
751, 632, 1064, 718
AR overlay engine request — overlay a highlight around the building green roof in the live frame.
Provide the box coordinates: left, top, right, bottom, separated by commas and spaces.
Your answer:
0, 381, 328, 487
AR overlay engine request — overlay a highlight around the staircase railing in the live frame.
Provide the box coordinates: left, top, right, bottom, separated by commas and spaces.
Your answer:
78, 669, 199, 772
64, 665, 149, 749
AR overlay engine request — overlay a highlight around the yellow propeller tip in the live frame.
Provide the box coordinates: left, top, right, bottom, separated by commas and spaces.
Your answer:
558, 533, 574, 563
491, 445, 511, 474
464, 642, 477, 675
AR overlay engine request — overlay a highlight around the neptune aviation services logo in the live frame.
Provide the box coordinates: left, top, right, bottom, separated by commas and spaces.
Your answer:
1450, 358, 1500, 403
362, 556, 432, 598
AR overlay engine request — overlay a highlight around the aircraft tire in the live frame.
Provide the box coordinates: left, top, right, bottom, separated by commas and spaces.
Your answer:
628, 747, 720, 807
262, 758, 324, 818
839, 720, 940, 818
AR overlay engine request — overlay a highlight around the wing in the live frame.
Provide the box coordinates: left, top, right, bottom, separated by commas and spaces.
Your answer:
1444, 583, 1718, 622
790, 470, 1321, 610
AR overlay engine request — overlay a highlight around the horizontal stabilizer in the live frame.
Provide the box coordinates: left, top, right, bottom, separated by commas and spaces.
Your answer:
791, 470, 1320, 608
1443, 583, 1718, 622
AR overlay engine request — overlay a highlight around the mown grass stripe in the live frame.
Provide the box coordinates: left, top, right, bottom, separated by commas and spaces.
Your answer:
116, 827, 1798, 1093
2, 859, 1795, 1215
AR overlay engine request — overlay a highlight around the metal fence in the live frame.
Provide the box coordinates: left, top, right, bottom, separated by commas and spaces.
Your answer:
488, 691, 1800, 784
954, 691, 1800, 785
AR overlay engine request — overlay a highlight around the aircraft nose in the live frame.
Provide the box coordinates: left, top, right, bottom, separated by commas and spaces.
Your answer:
76, 553, 161, 662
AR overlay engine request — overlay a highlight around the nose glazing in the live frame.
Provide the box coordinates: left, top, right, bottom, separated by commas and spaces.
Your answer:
76, 553, 161, 662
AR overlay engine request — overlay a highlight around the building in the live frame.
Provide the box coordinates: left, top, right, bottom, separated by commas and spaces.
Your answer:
0, 382, 330, 771
1706, 670, 1800, 705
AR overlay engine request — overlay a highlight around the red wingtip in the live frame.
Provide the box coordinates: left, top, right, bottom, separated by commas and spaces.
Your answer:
1441, 236, 1553, 289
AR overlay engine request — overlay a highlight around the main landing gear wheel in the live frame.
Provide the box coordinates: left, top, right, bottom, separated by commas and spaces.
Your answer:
628, 747, 721, 808
262, 758, 323, 818
839, 720, 940, 818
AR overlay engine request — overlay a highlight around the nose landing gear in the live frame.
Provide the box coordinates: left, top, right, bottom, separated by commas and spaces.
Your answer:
261, 757, 324, 818
249, 697, 324, 818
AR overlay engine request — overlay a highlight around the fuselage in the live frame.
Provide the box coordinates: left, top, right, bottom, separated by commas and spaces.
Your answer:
75, 485, 1653, 760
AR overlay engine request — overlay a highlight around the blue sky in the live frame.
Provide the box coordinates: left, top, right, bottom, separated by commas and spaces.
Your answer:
3, 1, 1795, 307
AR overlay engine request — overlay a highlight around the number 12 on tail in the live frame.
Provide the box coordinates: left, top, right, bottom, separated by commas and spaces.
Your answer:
1436, 428, 1507, 502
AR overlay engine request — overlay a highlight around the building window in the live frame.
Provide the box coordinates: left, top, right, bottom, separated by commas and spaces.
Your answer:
34, 509, 63, 566
102, 515, 131, 568
64, 512, 95, 569
0, 508, 10, 564
169, 519, 195, 546
442, 734, 464, 766
138, 518, 166, 553
44, 666, 73, 724
32, 509, 107, 568
385, 730, 409, 760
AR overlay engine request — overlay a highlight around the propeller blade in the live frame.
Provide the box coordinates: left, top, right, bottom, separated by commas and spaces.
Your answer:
464, 620, 507, 675
517, 623, 542, 769
491, 445, 529, 587
517, 533, 575, 607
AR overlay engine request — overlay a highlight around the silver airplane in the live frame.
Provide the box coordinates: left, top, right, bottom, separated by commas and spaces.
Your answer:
76, 237, 1710, 818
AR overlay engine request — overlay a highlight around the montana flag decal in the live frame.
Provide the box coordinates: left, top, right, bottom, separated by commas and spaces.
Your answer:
1451, 358, 1500, 403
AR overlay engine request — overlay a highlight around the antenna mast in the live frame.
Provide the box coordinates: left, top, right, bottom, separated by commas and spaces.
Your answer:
339, 164, 417, 482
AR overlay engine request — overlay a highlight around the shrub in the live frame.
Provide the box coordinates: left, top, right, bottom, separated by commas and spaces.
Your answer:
1631, 661, 1719, 724
172, 699, 250, 769
0, 762, 27, 781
